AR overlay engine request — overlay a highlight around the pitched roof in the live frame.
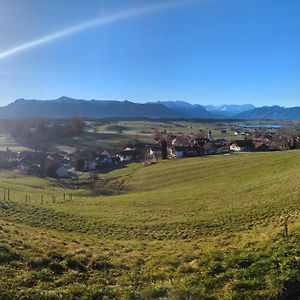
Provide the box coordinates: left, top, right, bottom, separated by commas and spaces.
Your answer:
230, 140, 255, 148
253, 141, 270, 149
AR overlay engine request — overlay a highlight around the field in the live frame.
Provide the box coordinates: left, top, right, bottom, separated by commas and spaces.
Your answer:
0, 119, 291, 153
2, 119, 236, 153
0, 151, 299, 299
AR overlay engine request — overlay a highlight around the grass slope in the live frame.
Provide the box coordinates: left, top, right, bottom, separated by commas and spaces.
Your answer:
0, 152, 299, 299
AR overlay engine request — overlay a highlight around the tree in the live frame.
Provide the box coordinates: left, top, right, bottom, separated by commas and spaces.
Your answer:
73, 149, 83, 189
68, 117, 85, 136
160, 139, 168, 159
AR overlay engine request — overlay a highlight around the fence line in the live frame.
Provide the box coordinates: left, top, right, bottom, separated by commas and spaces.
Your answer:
1, 188, 74, 205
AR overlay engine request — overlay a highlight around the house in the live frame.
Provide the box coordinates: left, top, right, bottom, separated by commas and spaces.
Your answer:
146, 145, 162, 159
74, 148, 112, 171
171, 135, 194, 146
44, 161, 72, 178
169, 145, 199, 159
214, 139, 230, 147
194, 137, 210, 147
55, 164, 71, 177
46, 152, 67, 162
124, 141, 147, 153
96, 153, 112, 168
202, 142, 218, 155
175, 146, 187, 158
217, 146, 230, 154
18, 151, 48, 174
230, 140, 255, 152
116, 149, 140, 162
253, 141, 271, 152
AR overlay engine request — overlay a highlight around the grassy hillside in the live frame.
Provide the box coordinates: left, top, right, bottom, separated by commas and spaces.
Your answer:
0, 152, 299, 299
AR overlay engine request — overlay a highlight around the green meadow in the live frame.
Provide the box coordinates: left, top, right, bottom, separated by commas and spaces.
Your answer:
0, 151, 299, 299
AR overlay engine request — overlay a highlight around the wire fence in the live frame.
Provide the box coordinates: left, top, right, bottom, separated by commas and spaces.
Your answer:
1, 188, 75, 205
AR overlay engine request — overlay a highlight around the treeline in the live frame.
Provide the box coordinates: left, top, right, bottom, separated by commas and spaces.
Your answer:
277, 128, 300, 150
0, 117, 85, 149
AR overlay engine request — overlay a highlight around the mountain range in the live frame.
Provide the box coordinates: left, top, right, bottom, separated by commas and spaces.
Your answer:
236, 106, 300, 120
0, 97, 299, 120
204, 104, 255, 118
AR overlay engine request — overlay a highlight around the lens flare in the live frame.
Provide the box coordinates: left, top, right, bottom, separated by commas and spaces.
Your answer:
0, 1, 184, 61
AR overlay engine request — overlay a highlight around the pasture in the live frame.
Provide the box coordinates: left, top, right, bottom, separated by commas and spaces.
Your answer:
0, 151, 299, 299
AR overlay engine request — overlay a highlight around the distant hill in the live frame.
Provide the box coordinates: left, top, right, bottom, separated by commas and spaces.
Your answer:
0, 97, 179, 119
205, 104, 255, 118
0, 97, 214, 119
0, 97, 299, 120
236, 105, 300, 120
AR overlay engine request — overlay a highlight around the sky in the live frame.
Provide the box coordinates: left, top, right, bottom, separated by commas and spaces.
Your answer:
0, 0, 299, 107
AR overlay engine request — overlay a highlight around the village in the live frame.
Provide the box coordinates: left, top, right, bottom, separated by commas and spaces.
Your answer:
0, 123, 298, 180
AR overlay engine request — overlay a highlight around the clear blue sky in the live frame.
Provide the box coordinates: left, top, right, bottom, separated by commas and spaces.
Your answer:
0, 0, 299, 107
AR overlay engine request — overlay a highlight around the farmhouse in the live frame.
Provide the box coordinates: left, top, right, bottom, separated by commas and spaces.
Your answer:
230, 140, 255, 152
169, 145, 199, 158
